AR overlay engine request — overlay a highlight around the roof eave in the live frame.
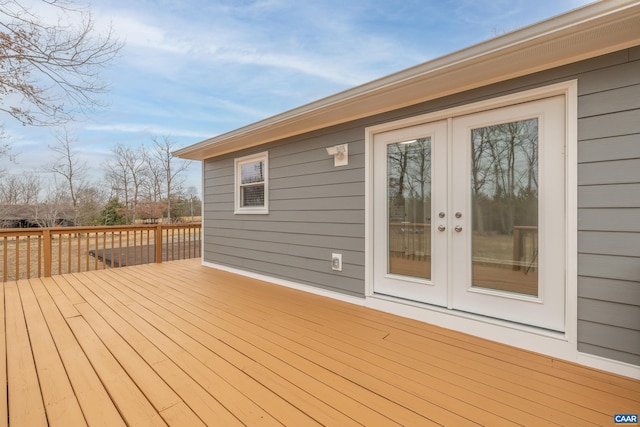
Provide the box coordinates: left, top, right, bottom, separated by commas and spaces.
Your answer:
175, 0, 640, 161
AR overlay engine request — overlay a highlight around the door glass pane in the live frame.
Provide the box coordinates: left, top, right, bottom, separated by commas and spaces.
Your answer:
387, 138, 432, 280
470, 119, 538, 296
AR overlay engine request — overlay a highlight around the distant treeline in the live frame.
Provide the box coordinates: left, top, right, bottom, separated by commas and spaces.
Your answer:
1, 136, 200, 228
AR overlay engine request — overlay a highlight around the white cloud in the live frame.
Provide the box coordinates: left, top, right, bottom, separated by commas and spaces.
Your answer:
84, 123, 212, 139
93, 0, 424, 89
3, 0, 599, 195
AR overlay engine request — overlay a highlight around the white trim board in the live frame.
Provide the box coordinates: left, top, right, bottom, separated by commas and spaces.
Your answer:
365, 295, 639, 379
200, 261, 367, 307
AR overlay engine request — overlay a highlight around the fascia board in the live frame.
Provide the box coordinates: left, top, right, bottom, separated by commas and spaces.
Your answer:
175, 1, 640, 160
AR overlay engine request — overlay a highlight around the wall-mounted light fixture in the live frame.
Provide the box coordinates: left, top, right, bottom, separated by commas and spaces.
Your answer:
326, 144, 348, 167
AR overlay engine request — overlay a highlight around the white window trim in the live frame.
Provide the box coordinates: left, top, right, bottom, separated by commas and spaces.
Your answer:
364, 80, 580, 369
234, 151, 269, 214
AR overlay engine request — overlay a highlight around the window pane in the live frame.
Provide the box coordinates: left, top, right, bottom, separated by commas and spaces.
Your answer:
470, 118, 538, 296
241, 161, 264, 184
241, 184, 265, 207
387, 138, 432, 280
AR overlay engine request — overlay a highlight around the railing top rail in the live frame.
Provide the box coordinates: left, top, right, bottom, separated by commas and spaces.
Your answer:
0, 223, 201, 236
156, 223, 202, 230
0, 229, 45, 237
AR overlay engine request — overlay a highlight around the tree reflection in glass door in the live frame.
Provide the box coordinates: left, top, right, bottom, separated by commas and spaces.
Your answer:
470, 119, 539, 296
387, 138, 432, 280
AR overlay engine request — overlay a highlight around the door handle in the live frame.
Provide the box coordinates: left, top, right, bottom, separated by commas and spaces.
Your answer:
455, 225, 462, 232
438, 225, 446, 232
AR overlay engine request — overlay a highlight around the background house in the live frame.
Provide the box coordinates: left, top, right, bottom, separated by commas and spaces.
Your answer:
177, 0, 640, 378
0, 204, 74, 228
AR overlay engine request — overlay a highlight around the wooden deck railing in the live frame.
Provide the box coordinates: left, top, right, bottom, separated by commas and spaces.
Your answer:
0, 223, 201, 282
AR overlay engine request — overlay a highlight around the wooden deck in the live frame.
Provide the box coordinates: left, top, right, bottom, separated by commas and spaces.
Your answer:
2, 259, 638, 426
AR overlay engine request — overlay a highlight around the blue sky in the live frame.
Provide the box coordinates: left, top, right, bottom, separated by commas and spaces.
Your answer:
1, 0, 593, 193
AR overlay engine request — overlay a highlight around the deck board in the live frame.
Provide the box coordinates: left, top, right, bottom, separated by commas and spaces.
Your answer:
29, 277, 126, 427
109, 267, 429, 426
3, 259, 639, 426
119, 269, 477, 425
20, 279, 87, 427
5, 281, 48, 427
70, 273, 243, 427
130, 266, 600, 425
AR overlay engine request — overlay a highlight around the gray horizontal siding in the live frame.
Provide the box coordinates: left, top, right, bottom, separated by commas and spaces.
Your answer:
578, 159, 640, 185
575, 46, 640, 365
579, 231, 640, 257
203, 128, 366, 296
578, 254, 639, 283
577, 322, 640, 366
578, 184, 640, 208
578, 209, 640, 232
206, 227, 364, 251
579, 84, 640, 117
578, 135, 640, 163
205, 219, 365, 238
202, 46, 640, 365
578, 277, 640, 305
578, 299, 640, 330
578, 110, 640, 141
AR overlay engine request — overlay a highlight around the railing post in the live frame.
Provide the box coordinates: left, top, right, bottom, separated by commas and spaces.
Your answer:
155, 225, 163, 264
43, 229, 52, 277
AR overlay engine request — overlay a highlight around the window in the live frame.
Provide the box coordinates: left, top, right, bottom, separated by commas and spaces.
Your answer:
235, 152, 268, 214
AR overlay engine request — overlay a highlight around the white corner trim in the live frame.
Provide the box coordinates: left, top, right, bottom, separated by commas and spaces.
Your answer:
564, 79, 579, 355
200, 161, 206, 258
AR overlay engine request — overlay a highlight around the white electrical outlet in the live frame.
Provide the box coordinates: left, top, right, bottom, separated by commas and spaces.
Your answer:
331, 253, 342, 271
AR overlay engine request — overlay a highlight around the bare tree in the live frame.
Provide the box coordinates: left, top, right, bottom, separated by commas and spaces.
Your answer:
103, 144, 134, 223
20, 171, 41, 204
185, 185, 201, 222
0, 173, 21, 204
48, 129, 87, 226
35, 179, 69, 227
0, 171, 42, 227
103, 144, 150, 223
471, 119, 539, 234
0, 128, 13, 164
151, 136, 190, 223
123, 146, 145, 220
0, 0, 122, 127
141, 145, 163, 204
101, 139, 192, 224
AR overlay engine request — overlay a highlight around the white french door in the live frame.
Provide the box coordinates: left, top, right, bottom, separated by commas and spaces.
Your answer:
373, 95, 566, 331
373, 121, 448, 306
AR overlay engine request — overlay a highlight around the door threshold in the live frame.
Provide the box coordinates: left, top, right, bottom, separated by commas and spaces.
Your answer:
369, 292, 568, 341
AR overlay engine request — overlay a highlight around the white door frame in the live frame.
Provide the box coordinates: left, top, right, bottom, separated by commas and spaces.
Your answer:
364, 80, 578, 356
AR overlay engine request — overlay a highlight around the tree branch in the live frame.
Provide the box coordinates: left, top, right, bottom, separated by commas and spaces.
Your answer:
0, 0, 123, 126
